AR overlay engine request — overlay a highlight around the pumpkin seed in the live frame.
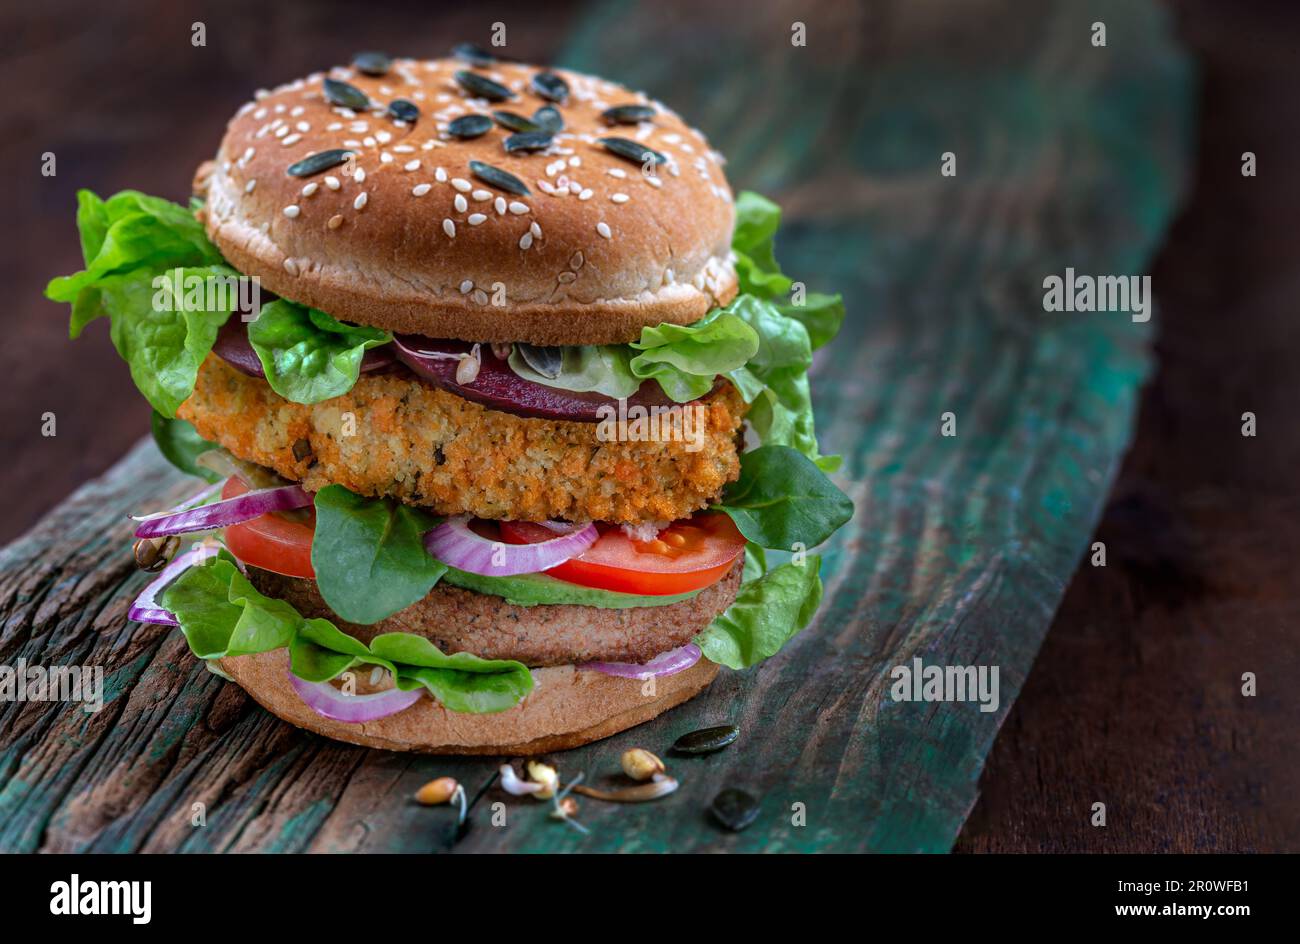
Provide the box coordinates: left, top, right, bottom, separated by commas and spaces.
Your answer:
387, 99, 420, 123
352, 51, 391, 76
323, 77, 370, 110
601, 104, 656, 124
286, 148, 355, 177
455, 70, 513, 102
469, 160, 530, 196
504, 131, 553, 153
533, 105, 563, 133
531, 71, 569, 103
672, 724, 739, 754
493, 110, 542, 133
517, 343, 563, 378
451, 42, 495, 67
710, 788, 760, 832
448, 114, 493, 139
597, 136, 667, 166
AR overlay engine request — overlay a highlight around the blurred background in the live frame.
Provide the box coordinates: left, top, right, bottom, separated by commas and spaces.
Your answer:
2, 0, 1297, 850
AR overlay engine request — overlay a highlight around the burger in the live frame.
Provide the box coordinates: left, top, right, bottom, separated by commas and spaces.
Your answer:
45, 46, 852, 754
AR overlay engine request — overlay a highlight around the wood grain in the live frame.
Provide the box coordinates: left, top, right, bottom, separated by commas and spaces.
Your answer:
0, 0, 1197, 852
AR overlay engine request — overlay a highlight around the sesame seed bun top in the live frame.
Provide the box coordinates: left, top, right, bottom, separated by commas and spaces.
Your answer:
198, 54, 738, 345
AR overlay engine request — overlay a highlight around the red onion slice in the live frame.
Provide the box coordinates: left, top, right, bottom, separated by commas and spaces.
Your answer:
288, 671, 422, 723
580, 643, 703, 680
133, 484, 311, 538
424, 515, 598, 576
130, 482, 224, 524
128, 544, 222, 625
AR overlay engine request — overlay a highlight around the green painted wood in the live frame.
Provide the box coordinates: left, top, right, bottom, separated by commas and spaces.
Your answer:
0, 0, 1192, 853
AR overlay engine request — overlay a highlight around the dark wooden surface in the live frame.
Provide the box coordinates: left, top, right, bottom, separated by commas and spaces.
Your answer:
0, 0, 1291, 852
956, 0, 1300, 853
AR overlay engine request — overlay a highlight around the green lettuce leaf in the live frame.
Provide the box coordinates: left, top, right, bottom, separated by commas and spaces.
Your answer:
248, 301, 392, 404
161, 552, 532, 714
151, 412, 222, 482
716, 445, 853, 550
46, 191, 236, 417
732, 191, 794, 298
694, 556, 823, 669
627, 311, 760, 401
310, 486, 447, 624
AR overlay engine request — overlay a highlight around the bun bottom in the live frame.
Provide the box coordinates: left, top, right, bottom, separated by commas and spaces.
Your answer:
220, 650, 720, 755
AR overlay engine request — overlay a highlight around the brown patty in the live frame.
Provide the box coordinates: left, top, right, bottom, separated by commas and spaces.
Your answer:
247, 558, 743, 667
179, 355, 745, 525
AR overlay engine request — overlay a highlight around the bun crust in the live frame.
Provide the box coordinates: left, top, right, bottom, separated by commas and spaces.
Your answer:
220, 649, 719, 755
200, 57, 737, 344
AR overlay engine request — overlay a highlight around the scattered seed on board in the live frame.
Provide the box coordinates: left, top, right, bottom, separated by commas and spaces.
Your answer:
415, 777, 459, 806
710, 788, 760, 832
673, 724, 739, 754
621, 748, 665, 782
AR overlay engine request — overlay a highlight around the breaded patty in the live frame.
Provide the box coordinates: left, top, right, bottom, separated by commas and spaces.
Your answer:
248, 559, 743, 667
179, 356, 745, 524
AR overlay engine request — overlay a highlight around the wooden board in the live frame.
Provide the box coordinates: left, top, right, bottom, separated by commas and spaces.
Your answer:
0, 0, 1192, 852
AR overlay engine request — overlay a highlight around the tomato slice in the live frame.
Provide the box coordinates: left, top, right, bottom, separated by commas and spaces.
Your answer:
499, 512, 745, 595
221, 476, 317, 579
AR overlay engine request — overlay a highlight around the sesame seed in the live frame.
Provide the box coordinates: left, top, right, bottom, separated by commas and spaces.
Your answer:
376, 131, 392, 144
443, 218, 456, 237
354, 192, 368, 210
354, 167, 366, 183
245, 179, 257, 193
494, 197, 507, 215
435, 167, 448, 182
468, 213, 487, 225
283, 205, 300, 218
296, 121, 310, 133
454, 194, 468, 213
282, 133, 302, 146
508, 201, 530, 214
302, 182, 319, 197
393, 144, 415, 153
558, 271, 576, 283
412, 183, 431, 197
324, 176, 341, 190
451, 177, 472, 192
611, 192, 629, 203
568, 156, 581, 167
646, 176, 663, 188
404, 159, 420, 171
578, 188, 594, 201
380, 152, 394, 163
343, 139, 363, 147
519, 232, 533, 250
328, 214, 344, 229
607, 167, 627, 178
569, 181, 583, 195
283, 258, 299, 275
363, 136, 376, 147
597, 222, 612, 239
459, 280, 474, 294
274, 125, 289, 138
472, 289, 489, 306
531, 222, 542, 238
471, 189, 492, 201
